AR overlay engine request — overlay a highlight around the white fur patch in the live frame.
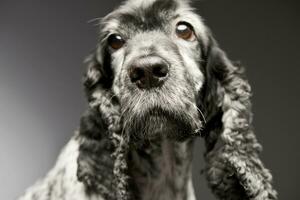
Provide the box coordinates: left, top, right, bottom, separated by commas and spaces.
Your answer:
124, 0, 158, 9
18, 136, 104, 200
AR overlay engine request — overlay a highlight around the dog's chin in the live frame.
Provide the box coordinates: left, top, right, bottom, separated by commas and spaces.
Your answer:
123, 107, 201, 143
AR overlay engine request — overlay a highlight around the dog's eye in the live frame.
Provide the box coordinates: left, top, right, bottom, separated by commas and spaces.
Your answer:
176, 22, 195, 41
107, 34, 125, 50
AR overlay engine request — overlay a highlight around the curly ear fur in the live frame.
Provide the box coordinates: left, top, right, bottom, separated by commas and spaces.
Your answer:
77, 107, 115, 199
199, 36, 278, 200
77, 51, 131, 200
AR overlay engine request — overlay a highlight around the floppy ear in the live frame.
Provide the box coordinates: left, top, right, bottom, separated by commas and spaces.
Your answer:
77, 48, 131, 199
199, 35, 278, 200
82, 47, 114, 103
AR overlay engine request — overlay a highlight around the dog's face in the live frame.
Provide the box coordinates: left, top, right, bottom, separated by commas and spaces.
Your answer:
92, 0, 211, 141
79, 2, 276, 198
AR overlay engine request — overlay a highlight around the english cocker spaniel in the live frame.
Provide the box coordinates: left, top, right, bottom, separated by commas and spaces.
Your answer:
18, 0, 278, 200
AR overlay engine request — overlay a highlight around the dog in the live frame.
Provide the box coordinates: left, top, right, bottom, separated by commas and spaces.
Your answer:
18, 0, 278, 200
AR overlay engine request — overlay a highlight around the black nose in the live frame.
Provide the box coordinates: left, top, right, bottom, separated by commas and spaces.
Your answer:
128, 57, 169, 89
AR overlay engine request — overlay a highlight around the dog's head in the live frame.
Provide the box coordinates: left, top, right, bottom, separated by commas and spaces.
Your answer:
79, 1, 278, 199
83, 0, 247, 142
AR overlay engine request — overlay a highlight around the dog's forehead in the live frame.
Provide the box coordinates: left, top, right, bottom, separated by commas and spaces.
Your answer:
100, 0, 210, 48
122, 0, 180, 12
102, 0, 189, 34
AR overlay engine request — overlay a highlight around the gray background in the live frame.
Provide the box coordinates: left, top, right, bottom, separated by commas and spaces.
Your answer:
0, 0, 299, 199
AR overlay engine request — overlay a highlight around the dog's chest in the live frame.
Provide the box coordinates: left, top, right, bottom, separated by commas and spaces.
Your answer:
128, 138, 195, 200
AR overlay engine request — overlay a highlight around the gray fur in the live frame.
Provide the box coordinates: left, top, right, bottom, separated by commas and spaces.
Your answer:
18, 0, 277, 200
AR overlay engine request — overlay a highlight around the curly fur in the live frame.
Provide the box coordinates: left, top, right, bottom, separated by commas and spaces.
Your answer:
199, 37, 277, 199
18, 0, 277, 200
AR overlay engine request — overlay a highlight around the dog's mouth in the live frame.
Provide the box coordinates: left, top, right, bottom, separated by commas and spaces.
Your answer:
122, 104, 202, 142
119, 83, 203, 142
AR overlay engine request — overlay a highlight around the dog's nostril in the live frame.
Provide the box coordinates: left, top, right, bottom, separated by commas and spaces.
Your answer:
130, 67, 145, 82
152, 64, 169, 78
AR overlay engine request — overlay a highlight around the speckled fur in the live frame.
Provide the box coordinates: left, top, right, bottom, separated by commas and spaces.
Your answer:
18, 0, 277, 200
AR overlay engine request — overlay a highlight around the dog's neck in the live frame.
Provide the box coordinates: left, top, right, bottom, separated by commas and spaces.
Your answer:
128, 136, 195, 200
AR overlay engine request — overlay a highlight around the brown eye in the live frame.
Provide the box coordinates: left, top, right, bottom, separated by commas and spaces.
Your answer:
107, 34, 125, 50
176, 22, 195, 40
